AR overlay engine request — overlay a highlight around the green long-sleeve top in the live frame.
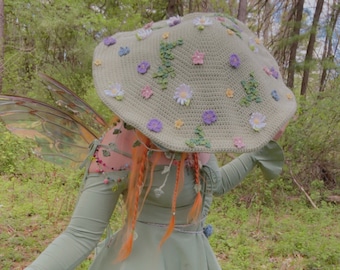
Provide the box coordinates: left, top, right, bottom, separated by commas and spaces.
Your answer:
26, 140, 283, 270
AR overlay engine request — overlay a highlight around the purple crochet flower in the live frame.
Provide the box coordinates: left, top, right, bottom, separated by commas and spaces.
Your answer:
202, 110, 217, 125
147, 119, 163, 132
167, 15, 181, 27
137, 61, 150, 74
270, 67, 279, 79
103, 36, 116, 46
229, 54, 240, 68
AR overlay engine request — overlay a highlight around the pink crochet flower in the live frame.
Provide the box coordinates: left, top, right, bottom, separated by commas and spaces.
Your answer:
141, 85, 153, 99
192, 50, 205, 65
233, 137, 245, 149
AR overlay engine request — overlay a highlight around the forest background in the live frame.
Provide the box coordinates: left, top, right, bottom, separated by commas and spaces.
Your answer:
0, 0, 339, 269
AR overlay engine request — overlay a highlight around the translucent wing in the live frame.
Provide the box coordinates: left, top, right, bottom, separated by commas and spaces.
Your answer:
39, 73, 108, 137
0, 95, 98, 167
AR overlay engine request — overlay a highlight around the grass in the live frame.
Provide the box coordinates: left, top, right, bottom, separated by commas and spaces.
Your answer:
1, 162, 340, 270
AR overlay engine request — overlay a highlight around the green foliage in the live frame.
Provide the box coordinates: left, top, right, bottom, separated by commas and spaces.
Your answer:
207, 196, 340, 269
0, 124, 36, 174
3, 0, 147, 98
281, 84, 340, 195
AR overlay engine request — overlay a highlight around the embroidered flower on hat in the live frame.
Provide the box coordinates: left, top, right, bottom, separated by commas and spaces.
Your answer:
174, 119, 184, 129
94, 59, 102, 66
103, 36, 116, 46
249, 112, 266, 131
193, 16, 213, 30
192, 50, 205, 65
249, 38, 259, 53
270, 67, 279, 79
167, 15, 181, 27
141, 85, 153, 99
174, 84, 192, 106
271, 90, 280, 101
234, 137, 245, 149
162, 32, 169, 39
202, 110, 217, 125
147, 118, 163, 133
286, 93, 293, 100
221, 23, 242, 39
104, 83, 124, 100
226, 88, 234, 98
263, 66, 272, 76
144, 21, 154, 29
229, 53, 241, 68
118, 46, 130, 56
136, 28, 152, 40
226, 29, 235, 35
137, 61, 150, 74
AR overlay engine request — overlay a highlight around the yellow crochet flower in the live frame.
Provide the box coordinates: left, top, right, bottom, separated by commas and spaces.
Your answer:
174, 119, 184, 129
94, 59, 102, 66
226, 29, 234, 35
286, 93, 293, 100
226, 88, 234, 98
162, 32, 170, 39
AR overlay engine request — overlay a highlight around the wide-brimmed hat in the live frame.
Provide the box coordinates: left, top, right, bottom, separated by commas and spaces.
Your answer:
93, 12, 296, 153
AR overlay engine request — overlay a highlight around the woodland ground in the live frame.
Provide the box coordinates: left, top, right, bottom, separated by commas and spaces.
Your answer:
1, 160, 339, 270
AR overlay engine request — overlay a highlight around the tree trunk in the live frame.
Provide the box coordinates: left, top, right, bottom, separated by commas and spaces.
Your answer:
237, 0, 248, 22
287, 0, 305, 89
0, 0, 4, 93
166, 0, 176, 17
262, 0, 273, 45
319, 3, 340, 92
300, 0, 324, 96
167, 0, 177, 18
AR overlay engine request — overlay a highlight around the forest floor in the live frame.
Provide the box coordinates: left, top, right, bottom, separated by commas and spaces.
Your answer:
1, 169, 340, 270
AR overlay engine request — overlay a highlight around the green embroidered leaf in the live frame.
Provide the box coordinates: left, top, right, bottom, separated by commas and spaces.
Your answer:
185, 140, 196, 148
132, 140, 141, 147
102, 149, 111, 157
112, 129, 122, 134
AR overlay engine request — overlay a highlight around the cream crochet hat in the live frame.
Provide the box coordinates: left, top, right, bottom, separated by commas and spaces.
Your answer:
93, 12, 296, 153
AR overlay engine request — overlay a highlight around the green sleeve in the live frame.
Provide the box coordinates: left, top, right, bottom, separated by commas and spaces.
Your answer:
202, 141, 284, 196
25, 171, 128, 270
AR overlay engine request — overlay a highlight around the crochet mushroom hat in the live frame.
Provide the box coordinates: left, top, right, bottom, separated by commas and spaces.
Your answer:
93, 12, 297, 153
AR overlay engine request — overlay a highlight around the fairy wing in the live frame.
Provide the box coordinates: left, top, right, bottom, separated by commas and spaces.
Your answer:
38, 73, 108, 138
0, 95, 98, 167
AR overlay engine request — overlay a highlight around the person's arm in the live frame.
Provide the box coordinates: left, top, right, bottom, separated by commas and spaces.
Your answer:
25, 170, 128, 270
202, 141, 284, 196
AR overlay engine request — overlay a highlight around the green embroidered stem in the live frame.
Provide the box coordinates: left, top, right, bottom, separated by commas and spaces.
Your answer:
185, 125, 211, 148
220, 22, 242, 39
240, 72, 262, 106
152, 38, 184, 90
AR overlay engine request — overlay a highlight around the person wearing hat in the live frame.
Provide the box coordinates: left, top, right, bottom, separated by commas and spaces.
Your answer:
25, 12, 296, 270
